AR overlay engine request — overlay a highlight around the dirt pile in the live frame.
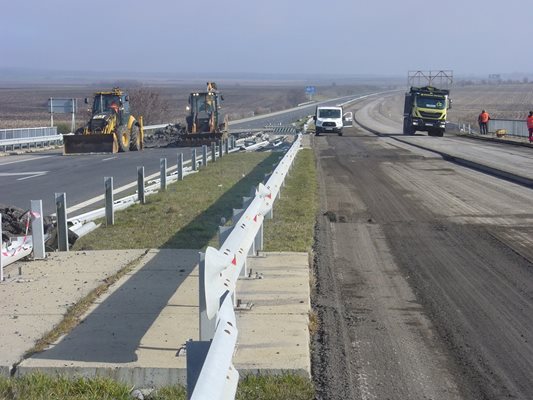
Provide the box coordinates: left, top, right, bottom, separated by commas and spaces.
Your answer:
144, 124, 187, 148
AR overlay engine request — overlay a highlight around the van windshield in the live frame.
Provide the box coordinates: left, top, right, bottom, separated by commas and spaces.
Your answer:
318, 109, 341, 118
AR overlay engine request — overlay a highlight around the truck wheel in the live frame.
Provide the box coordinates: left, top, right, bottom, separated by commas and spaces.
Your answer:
338, 130, 343, 136
315, 127, 321, 136
130, 124, 141, 151
117, 125, 130, 152
437, 129, 444, 137
403, 119, 414, 135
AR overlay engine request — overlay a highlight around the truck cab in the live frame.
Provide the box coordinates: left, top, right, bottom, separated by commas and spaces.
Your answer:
314, 106, 344, 136
403, 86, 450, 137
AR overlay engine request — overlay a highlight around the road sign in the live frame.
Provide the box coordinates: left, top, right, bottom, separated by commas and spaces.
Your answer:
48, 98, 77, 113
305, 86, 316, 95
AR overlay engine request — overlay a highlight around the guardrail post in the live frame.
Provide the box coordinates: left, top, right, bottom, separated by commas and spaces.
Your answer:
198, 252, 216, 341
160, 158, 167, 191
225, 138, 229, 154
468, 124, 471, 134
30, 200, 45, 259
218, 140, 223, 158
55, 193, 69, 252
211, 142, 216, 162
202, 145, 207, 167
1, 214, 4, 282
254, 221, 264, 252
137, 167, 145, 204
186, 340, 212, 399
177, 153, 184, 181
104, 177, 114, 226
192, 149, 197, 171
218, 225, 232, 247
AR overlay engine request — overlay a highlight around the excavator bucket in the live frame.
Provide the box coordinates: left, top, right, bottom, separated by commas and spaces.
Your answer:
63, 134, 118, 155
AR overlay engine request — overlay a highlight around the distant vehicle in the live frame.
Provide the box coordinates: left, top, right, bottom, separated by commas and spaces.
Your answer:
403, 70, 453, 137
314, 106, 344, 136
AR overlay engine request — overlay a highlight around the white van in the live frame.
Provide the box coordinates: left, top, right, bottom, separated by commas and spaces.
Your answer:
314, 106, 344, 136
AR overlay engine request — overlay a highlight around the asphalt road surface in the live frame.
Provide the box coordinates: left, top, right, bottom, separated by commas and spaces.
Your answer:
312, 106, 533, 399
0, 92, 372, 216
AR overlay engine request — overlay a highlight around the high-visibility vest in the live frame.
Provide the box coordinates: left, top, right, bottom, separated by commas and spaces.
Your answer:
527, 115, 533, 129
479, 112, 489, 123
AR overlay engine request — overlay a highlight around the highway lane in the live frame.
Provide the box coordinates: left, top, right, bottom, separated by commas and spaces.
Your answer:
229, 92, 374, 130
354, 94, 533, 185
0, 147, 194, 215
312, 121, 533, 399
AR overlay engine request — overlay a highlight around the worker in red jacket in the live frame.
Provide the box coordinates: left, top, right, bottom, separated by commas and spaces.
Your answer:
527, 111, 533, 143
478, 110, 490, 135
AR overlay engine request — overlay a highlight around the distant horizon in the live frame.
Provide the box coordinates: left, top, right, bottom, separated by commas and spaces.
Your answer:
1, 67, 532, 86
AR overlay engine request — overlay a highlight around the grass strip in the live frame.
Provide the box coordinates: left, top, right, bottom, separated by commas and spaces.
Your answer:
74, 152, 278, 250
263, 148, 318, 252
0, 373, 313, 400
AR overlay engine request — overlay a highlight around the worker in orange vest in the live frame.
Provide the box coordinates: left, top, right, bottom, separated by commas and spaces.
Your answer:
527, 111, 533, 143
478, 110, 490, 135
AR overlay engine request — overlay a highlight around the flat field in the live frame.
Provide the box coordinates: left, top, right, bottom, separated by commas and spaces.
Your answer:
0, 82, 377, 130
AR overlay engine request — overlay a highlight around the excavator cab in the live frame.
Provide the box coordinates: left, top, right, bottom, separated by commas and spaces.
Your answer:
178, 82, 228, 146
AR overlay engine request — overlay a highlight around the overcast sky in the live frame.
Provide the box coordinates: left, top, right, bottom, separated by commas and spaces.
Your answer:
1, 0, 531, 77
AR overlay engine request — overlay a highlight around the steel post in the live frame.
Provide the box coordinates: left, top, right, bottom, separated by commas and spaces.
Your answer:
211, 142, 216, 162
160, 158, 167, 191
186, 340, 212, 400
178, 153, 184, 181
137, 166, 145, 204
30, 200, 45, 259
104, 177, 114, 226
192, 148, 197, 171
225, 138, 229, 154
55, 193, 69, 252
254, 222, 264, 252
202, 145, 207, 167
199, 252, 216, 341
218, 140, 223, 158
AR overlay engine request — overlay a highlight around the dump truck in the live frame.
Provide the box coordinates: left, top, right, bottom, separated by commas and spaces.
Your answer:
403, 71, 453, 137
63, 88, 143, 154
175, 82, 228, 146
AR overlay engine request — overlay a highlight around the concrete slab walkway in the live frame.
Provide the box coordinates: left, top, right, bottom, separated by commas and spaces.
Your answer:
1, 249, 310, 387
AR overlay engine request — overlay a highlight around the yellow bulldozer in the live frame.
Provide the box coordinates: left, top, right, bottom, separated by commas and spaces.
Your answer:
63, 88, 144, 154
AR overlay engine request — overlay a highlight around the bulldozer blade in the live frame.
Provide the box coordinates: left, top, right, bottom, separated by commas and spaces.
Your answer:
63, 134, 118, 155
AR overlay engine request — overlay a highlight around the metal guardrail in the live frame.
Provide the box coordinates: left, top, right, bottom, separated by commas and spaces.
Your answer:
0, 127, 61, 151
188, 135, 301, 399
489, 119, 529, 138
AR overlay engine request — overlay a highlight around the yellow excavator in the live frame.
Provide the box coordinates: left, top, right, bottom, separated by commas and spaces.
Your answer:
63, 88, 144, 154
177, 82, 228, 146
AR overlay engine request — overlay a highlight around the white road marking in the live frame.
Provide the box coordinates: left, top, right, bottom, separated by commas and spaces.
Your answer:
102, 157, 117, 161
0, 171, 49, 180
0, 155, 54, 166
17, 172, 48, 181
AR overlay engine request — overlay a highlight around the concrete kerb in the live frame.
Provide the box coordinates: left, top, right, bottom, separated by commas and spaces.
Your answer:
8, 250, 310, 387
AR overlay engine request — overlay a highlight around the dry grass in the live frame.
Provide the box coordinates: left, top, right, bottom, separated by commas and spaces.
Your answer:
0, 83, 378, 129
